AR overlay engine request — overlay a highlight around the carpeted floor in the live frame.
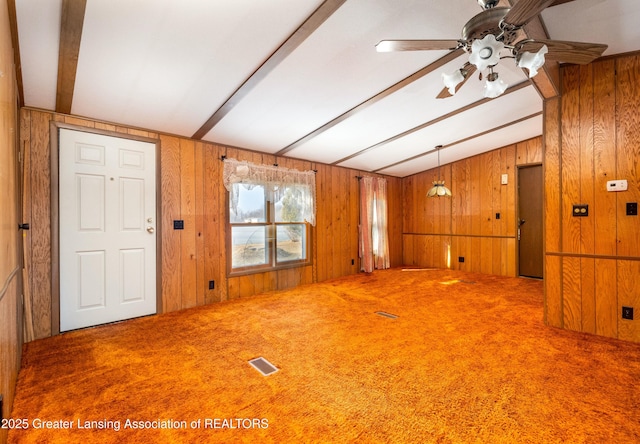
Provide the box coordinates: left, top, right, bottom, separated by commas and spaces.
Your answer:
8, 269, 640, 443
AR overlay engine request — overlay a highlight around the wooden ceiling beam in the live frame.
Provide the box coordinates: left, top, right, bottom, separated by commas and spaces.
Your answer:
191, 0, 347, 140
56, 0, 87, 114
7, 0, 25, 106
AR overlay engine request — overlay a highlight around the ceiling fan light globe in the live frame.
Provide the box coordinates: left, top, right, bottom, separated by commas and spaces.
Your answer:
469, 34, 504, 71
483, 74, 508, 98
517, 44, 548, 78
442, 69, 465, 95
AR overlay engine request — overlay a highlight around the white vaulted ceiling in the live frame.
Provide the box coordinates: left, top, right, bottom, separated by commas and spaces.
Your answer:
12, 0, 640, 177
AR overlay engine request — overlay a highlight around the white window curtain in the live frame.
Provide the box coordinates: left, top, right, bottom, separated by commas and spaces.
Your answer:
359, 176, 390, 272
222, 158, 316, 226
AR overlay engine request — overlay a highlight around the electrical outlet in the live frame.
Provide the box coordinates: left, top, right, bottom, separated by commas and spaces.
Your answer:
351, 259, 355, 265
173, 220, 184, 230
495, 213, 501, 220
458, 256, 465, 263
208, 280, 215, 290
622, 306, 634, 320
572, 204, 588, 217
627, 202, 638, 216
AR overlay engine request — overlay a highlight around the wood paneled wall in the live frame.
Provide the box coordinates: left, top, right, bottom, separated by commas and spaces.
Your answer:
402, 137, 542, 276
20, 109, 403, 340
545, 53, 640, 343
0, 0, 22, 438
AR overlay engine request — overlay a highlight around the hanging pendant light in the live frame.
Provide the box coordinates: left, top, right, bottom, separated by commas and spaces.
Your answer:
427, 146, 452, 198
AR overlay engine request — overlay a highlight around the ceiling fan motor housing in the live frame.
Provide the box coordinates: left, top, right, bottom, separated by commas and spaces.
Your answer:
462, 7, 520, 46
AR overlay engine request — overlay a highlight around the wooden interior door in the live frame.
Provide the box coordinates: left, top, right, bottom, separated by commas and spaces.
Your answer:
59, 129, 157, 332
518, 165, 543, 278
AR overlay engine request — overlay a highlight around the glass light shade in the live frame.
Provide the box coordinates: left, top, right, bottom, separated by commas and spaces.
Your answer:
469, 34, 504, 71
442, 69, 465, 95
517, 44, 548, 78
483, 73, 508, 98
427, 180, 452, 198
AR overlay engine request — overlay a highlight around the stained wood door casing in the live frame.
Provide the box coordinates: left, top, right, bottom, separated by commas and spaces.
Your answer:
59, 129, 157, 331
518, 165, 543, 278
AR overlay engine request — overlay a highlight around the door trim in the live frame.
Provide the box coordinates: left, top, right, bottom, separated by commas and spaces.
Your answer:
50, 121, 162, 335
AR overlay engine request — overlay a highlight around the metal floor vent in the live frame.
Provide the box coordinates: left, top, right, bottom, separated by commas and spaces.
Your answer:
248, 357, 279, 376
375, 311, 398, 319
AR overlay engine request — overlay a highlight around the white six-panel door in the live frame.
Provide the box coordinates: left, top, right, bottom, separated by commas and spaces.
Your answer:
59, 128, 157, 332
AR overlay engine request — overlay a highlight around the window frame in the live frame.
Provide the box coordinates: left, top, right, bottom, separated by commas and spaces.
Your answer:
227, 183, 312, 277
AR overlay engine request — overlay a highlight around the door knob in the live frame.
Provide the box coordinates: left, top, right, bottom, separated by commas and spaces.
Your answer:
147, 226, 155, 233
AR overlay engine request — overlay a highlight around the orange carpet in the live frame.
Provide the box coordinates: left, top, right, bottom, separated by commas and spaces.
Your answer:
8, 269, 640, 443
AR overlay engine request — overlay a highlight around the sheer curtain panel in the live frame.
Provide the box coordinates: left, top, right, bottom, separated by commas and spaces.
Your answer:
359, 176, 390, 273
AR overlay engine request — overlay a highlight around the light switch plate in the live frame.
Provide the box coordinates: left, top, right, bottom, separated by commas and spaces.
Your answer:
606, 180, 628, 192
501, 174, 508, 185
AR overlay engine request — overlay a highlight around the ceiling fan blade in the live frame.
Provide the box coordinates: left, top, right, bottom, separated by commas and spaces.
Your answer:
521, 39, 608, 64
549, 0, 576, 6
503, 0, 556, 27
376, 39, 460, 52
436, 64, 477, 99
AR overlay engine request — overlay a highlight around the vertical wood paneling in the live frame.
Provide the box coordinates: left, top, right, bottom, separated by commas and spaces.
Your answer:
561, 65, 582, 254
480, 237, 492, 274
503, 145, 516, 238
387, 176, 403, 266
194, 142, 205, 306
562, 256, 582, 332
180, 138, 197, 309
492, 149, 503, 237
544, 255, 562, 328
595, 259, 617, 339
544, 97, 561, 254
579, 65, 595, 255
617, 260, 640, 342
580, 258, 596, 334
516, 137, 543, 165
203, 143, 223, 303
593, 60, 617, 257
615, 56, 640, 257
160, 135, 182, 313
542, 53, 640, 343
470, 155, 482, 236
30, 111, 53, 338
480, 152, 493, 237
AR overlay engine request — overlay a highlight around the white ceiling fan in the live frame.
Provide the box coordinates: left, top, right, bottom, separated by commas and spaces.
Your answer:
376, 0, 608, 98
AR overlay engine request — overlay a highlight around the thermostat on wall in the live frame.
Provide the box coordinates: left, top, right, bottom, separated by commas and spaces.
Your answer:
606, 180, 628, 192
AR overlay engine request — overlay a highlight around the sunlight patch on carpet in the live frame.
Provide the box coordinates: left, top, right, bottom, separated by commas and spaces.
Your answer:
248, 357, 279, 376
440, 279, 476, 285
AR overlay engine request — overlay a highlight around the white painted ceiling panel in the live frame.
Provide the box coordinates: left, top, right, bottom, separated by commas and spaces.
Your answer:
15, 0, 62, 110
202, 0, 483, 152
72, 0, 323, 136
285, 52, 530, 165
338, 86, 542, 172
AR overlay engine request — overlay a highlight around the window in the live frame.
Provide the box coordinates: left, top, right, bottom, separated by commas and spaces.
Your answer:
224, 159, 315, 274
